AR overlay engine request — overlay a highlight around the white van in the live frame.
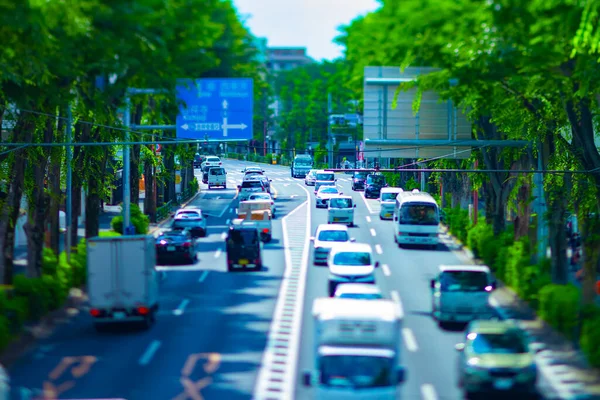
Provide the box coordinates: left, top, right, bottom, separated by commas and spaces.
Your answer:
208, 167, 227, 189
393, 189, 440, 249
380, 187, 403, 220
430, 265, 497, 327
327, 196, 356, 226
314, 170, 336, 193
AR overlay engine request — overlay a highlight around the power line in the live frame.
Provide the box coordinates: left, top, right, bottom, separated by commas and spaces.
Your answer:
325, 168, 592, 174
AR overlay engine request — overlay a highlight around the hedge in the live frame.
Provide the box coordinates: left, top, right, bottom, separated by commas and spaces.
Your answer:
111, 203, 150, 234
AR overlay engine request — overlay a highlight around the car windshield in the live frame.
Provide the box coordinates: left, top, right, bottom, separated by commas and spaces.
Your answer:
317, 230, 349, 242
320, 355, 393, 388
366, 175, 385, 185
207, 157, 220, 162
353, 172, 367, 179
440, 271, 490, 292
249, 194, 270, 201
210, 168, 225, 175
333, 252, 371, 266
317, 173, 334, 181
381, 192, 398, 201
241, 181, 262, 188
338, 293, 383, 300
329, 198, 352, 208
470, 332, 528, 354
228, 229, 259, 245
399, 203, 439, 225
295, 159, 312, 166
320, 187, 339, 194
176, 210, 201, 218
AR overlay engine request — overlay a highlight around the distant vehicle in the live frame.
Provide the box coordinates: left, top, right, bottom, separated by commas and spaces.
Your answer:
431, 265, 497, 327
364, 173, 387, 199
327, 196, 355, 226
238, 179, 267, 201
315, 186, 342, 208
0, 362, 9, 400
171, 212, 207, 238
455, 320, 538, 397
156, 229, 196, 264
207, 166, 227, 189
334, 283, 383, 300
201, 156, 221, 169
241, 165, 264, 174
248, 192, 276, 217
327, 242, 379, 297
201, 165, 213, 184
291, 154, 313, 178
243, 170, 272, 193
379, 187, 403, 220
226, 222, 262, 272
87, 235, 159, 330
310, 224, 355, 265
303, 297, 406, 397
393, 189, 440, 249
314, 170, 336, 193
351, 170, 368, 191
193, 154, 206, 168
304, 169, 317, 186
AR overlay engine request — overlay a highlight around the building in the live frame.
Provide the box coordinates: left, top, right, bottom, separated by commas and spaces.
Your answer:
266, 47, 313, 73
253, 37, 268, 65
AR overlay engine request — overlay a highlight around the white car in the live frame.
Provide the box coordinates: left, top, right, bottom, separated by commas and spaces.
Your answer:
238, 179, 267, 201
334, 283, 384, 300
315, 186, 343, 208
207, 166, 227, 189
304, 169, 317, 186
327, 196, 356, 226
172, 207, 208, 237
248, 192, 276, 218
310, 224, 355, 265
327, 243, 379, 297
201, 156, 222, 169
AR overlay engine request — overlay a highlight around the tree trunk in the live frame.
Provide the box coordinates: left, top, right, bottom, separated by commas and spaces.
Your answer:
24, 115, 54, 278
164, 150, 176, 204
0, 115, 34, 284
580, 213, 600, 305
514, 179, 532, 241
143, 160, 156, 222
546, 175, 570, 284
85, 127, 111, 238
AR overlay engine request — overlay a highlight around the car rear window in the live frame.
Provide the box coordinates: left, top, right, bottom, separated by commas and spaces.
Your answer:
207, 157, 220, 162
316, 173, 334, 181
381, 193, 398, 201
242, 181, 262, 188
333, 252, 371, 266
210, 168, 225, 175
440, 271, 489, 292
329, 198, 352, 208
176, 211, 201, 218
317, 230, 349, 242
172, 219, 201, 228
229, 229, 259, 245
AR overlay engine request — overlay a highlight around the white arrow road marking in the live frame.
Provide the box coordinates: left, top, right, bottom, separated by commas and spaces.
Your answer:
222, 99, 228, 109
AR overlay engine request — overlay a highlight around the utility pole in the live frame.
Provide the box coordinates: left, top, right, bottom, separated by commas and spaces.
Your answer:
65, 105, 73, 261
536, 143, 548, 261
327, 92, 333, 168
123, 96, 132, 234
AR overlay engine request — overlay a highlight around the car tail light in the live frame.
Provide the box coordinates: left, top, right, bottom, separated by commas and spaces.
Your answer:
262, 228, 269, 233
183, 242, 192, 248
262, 187, 265, 192
90, 308, 101, 317
137, 306, 150, 315
228, 258, 233, 265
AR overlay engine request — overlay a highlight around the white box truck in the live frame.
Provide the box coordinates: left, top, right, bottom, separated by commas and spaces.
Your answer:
302, 298, 406, 399
87, 235, 159, 330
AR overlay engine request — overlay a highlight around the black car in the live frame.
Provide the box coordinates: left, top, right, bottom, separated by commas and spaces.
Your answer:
156, 229, 196, 264
364, 174, 387, 198
351, 171, 368, 191
171, 215, 206, 237
194, 154, 205, 168
225, 225, 262, 272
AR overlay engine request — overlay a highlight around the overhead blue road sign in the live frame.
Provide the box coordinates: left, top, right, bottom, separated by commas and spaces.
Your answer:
176, 78, 254, 140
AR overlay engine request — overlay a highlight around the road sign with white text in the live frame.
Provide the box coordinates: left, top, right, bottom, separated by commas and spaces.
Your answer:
176, 78, 254, 140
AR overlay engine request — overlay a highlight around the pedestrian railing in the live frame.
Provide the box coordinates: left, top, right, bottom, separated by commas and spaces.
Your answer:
156, 200, 172, 221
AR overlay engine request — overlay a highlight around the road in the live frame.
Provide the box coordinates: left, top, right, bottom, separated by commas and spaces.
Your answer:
7, 159, 305, 400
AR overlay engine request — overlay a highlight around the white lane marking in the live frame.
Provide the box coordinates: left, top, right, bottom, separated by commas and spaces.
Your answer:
217, 203, 229, 218
402, 328, 418, 352
138, 340, 162, 366
391, 290, 404, 316
221, 231, 228, 240
225, 219, 230, 225
173, 299, 190, 316
254, 183, 311, 398
421, 384, 439, 400
381, 263, 390, 276
359, 192, 376, 214
235, 208, 238, 214
214, 249, 222, 258
198, 270, 209, 282
366, 216, 371, 223
370, 228, 377, 237
375, 244, 383, 255
229, 208, 233, 213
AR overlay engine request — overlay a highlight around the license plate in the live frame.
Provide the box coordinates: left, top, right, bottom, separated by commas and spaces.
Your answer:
113, 312, 126, 320
239, 259, 249, 265
384, 213, 391, 217
333, 217, 340, 221
493, 378, 513, 390
167, 246, 176, 251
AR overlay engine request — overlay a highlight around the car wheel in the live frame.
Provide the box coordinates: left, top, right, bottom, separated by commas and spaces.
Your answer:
328, 282, 337, 297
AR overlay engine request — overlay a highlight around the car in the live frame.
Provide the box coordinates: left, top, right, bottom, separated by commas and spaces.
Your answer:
243, 170, 272, 193
315, 186, 343, 208
304, 169, 317, 186
314, 170, 336, 193
201, 165, 212, 184
379, 187, 403, 220
327, 243, 380, 297
156, 228, 196, 264
238, 178, 267, 201
334, 283, 384, 300
241, 166, 264, 174
193, 154, 206, 168
310, 224, 355, 265
173, 208, 207, 236
207, 166, 227, 189
201, 156, 222, 169
327, 196, 356, 226
248, 192, 276, 217
226, 221, 262, 272
351, 170, 368, 191
171, 213, 207, 238
364, 173, 387, 198
455, 320, 538, 397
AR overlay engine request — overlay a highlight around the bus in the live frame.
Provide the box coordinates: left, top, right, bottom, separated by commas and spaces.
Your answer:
393, 189, 440, 249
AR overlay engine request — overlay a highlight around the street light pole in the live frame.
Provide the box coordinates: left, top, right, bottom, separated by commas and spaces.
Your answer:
123, 95, 132, 234
65, 105, 73, 261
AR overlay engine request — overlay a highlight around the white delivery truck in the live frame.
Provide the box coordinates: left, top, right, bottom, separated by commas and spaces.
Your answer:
87, 235, 159, 330
303, 297, 406, 399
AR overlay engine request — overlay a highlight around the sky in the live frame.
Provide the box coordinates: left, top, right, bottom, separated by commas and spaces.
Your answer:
232, 0, 380, 61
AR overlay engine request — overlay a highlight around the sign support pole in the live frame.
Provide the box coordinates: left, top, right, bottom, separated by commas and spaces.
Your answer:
123, 95, 132, 234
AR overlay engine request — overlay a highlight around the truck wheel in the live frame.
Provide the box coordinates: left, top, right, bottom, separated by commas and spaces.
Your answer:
328, 282, 337, 297
141, 312, 155, 330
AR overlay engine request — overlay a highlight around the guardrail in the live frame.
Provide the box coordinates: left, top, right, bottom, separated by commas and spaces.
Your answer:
156, 200, 172, 221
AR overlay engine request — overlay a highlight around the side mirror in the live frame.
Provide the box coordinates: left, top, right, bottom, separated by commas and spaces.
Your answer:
396, 367, 406, 383
302, 371, 311, 387
430, 279, 436, 289
455, 343, 465, 352
310, 236, 315, 242
350, 238, 356, 242
375, 261, 380, 268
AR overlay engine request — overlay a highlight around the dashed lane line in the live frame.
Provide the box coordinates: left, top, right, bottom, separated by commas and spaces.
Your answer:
375, 244, 383, 255
198, 271, 209, 283
370, 228, 377, 237
381, 263, 390, 276
421, 384, 439, 400
173, 299, 190, 316
365, 216, 371, 223
138, 340, 161, 366
402, 328, 418, 352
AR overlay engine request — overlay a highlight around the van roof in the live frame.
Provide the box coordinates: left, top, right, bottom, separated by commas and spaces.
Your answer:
381, 187, 404, 194
439, 265, 491, 273
398, 192, 437, 204
313, 298, 403, 320
316, 223, 348, 232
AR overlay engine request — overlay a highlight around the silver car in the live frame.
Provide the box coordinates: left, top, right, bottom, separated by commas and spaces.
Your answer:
315, 186, 343, 208
304, 169, 317, 186
310, 224, 354, 265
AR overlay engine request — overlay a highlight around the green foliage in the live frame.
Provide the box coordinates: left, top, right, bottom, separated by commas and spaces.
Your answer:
12, 275, 52, 320
503, 238, 532, 298
0, 315, 11, 352
443, 206, 471, 243
189, 177, 199, 193
538, 284, 580, 341
404, 177, 419, 191
466, 219, 494, 259
111, 204, 150, 234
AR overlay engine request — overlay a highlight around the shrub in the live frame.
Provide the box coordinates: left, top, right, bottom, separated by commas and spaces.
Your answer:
518, 260, 552, 309
404, 177, 419, 191
3, 296, 28, 334
466, 220, 493, 259
581, 314, 600, 367
0, 316, 11, 351
538, 284, 580, 341
13, 275, 51, 320
444, 206, 471, 243
111, 203, 150, 234
504, 238, 532, 294
189, 177, 199, 193
42, 247, 58, 276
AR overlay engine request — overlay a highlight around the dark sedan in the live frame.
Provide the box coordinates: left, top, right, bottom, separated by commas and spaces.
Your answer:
351, 171, 368, 191
156, 229, 196, 264
364, 174, 387, 199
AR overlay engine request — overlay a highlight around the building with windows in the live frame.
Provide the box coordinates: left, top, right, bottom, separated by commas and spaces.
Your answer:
266, 47, 313, 73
